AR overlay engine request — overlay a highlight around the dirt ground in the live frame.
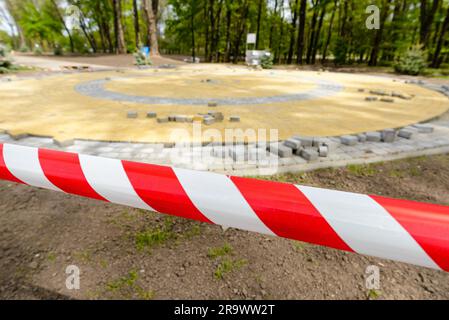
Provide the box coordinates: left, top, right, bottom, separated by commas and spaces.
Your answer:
1, 154, 449, 300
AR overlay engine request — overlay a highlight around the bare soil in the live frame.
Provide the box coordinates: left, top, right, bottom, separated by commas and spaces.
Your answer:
1, 154, 449, 300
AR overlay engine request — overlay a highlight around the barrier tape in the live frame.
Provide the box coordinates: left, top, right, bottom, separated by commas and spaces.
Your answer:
1, 143, 449, 271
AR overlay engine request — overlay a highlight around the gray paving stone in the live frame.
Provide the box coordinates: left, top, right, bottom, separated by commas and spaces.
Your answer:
357, 133, 367, 143
54, 139, 77, 148
229, 146, 249, 162
318, 146, 329, 157
340, 135, 358, 146
381, 129, 396, 143
321, 138, 340, 152
299, 149, 319, 161
208, 111, 224, 121
204, 116, 215, 125
157, 117, 169, 123
292, 136, 314, 147
398, 129, 414, 139
413, 124, 434, 133
268, 143, 293, 158
127, 111, 138, 119
370, 89, 389, 96
366, 131, 382, 142
175, 115, 188, 123
284, 138, 301, 150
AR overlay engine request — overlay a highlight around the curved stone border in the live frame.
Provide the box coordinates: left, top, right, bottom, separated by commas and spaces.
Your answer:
2, 118, 449, 177
74, 75, 344, 106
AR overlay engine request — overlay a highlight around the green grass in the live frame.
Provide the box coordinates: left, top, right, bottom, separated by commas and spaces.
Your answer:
367, 289, 382, 300
346, 164, 376, 177
135, 217, 176, 251
106, 270, 154, 300
208, 243, 233, 259
214, 258, 247, 279
47, 252, 57, 263
106, 270, 138, 292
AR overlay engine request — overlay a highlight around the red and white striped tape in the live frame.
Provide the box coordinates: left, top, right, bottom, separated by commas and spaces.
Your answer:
1, 143, 449, 271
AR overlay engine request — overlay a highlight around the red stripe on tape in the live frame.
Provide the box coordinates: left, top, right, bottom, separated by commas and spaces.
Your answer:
231, 176, 353, 252
122, 161, 212, 223
371, 195, 449, 272
38, 149, 107, 201
0, 144, 23, 184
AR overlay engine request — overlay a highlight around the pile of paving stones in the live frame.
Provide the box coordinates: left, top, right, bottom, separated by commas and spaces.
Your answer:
128, 110, 240, 125
363, 88, 413, 102
264, 123, 435, 162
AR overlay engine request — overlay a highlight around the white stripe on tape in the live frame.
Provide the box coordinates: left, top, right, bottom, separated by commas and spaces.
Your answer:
297, 185, 439, 269
3, 144, 61, 192
173, 168, 275, 235
79, 154, 155, 211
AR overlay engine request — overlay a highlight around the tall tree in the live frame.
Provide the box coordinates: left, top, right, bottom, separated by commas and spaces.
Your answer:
420, 0, 440, 47
287, 0, 299, 64
113, 0, 126, 54
322, 0, 337, 63
431, 4, 449, 67
133, 0, 140, 48
51, 0, 74, 53
143, 0, 160, 56
255, 0, 263, 49
296, 0, 307, 64
369, 0, 392, 66
306, 0, 319, 64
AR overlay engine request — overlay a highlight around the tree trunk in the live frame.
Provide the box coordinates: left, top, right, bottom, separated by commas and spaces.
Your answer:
232, 2, 249, 64
322, 0, 337, 63
420, 0, 440, 47
143, 0, 160, 56
4, 0, 26, 49
51, 0, 74, 53
295, 0, 307, 64
431, 5, 449, 67
191, 4, 196, 61
133, 0, 140, 48
113, 0, 126, 54
306, 0, 319, 64
287, 0, 299, 64
312, 1, 326, 64
212, 0, 224, 62
269, 0, 279, 50
256, 0, 263, 49
224, 3, 232, 62
369, 0, 392, 66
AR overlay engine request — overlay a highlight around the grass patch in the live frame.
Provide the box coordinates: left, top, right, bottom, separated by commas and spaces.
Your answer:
135, 217, 176, 251
346, 164, 376, 177
292, 241, 305, 252
184, 224, 202, 239
208, 243, 233, 259
106, 270, 154, 300
367, 289, 382, 300
47, 252, 57, 263
214, 258, 247, 280
106, 270, 138, 292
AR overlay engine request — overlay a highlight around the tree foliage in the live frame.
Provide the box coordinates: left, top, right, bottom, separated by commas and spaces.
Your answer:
0, 0, 448, 71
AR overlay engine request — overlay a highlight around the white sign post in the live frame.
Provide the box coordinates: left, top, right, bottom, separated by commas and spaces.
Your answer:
247, 33, 256, 45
